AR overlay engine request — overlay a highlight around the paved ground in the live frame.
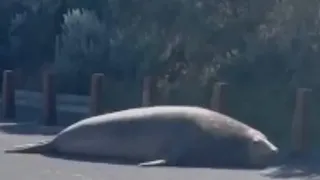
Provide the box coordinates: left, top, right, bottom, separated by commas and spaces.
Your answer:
0, 123, 319, 180
0, 104, 319, 180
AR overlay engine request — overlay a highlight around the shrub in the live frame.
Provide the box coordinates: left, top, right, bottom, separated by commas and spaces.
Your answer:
54, 8, 109, 93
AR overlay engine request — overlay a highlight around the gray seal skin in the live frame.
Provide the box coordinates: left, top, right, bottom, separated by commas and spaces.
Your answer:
4, 105, 279, 169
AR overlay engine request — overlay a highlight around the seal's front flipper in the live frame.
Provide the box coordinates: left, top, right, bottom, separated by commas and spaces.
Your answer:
138, 159, 167, 167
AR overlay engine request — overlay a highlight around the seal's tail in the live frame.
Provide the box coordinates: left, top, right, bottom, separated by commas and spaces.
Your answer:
4, 140, 53, 154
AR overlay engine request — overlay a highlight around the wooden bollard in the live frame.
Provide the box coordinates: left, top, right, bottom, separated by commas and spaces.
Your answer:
90, 73, 105, 116
2, 70, 15, 119
291, 88, 312, 155
210, 82, 228, 113
142, 76, 151, 106
43, 71, 57, 126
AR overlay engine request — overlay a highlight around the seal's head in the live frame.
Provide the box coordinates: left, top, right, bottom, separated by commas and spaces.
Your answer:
247, 129, 279, 167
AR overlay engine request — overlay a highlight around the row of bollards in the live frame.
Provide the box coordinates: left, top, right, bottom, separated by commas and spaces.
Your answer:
1, 70, 153, 126
0, 70, 312, 155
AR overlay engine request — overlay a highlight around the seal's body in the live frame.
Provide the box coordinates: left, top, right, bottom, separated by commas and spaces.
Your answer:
5, 106, 278, 168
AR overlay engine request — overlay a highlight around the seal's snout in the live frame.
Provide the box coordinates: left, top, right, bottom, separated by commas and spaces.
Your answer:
265, 139, 279, 154
271, 145, 279, 154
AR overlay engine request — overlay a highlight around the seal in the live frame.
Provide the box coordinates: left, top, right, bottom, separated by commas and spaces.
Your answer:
4, 105, 279, 168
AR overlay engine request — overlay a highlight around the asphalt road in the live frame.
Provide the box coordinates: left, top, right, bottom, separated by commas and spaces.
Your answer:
0, 104, 318, 180
0, 123, 318, 180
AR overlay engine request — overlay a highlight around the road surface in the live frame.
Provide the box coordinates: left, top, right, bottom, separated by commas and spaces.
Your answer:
0, 102, 317, 180
0, 123, 318, 180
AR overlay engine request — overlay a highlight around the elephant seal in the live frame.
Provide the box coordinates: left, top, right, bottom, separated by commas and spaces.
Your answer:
5, 105, 279, 168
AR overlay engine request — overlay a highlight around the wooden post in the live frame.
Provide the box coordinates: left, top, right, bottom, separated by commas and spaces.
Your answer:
210, 82, 228, 114
142, 76, 151, 107
291, 88, 312, 155
43, 71, 57, 126
90, 73, 105, 116
2, 70, 15, 119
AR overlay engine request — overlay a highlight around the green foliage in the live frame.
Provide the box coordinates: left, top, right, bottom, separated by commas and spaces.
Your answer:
54, 8, 109, 93
54, 9, 108, 74
8, 0, 65, 73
